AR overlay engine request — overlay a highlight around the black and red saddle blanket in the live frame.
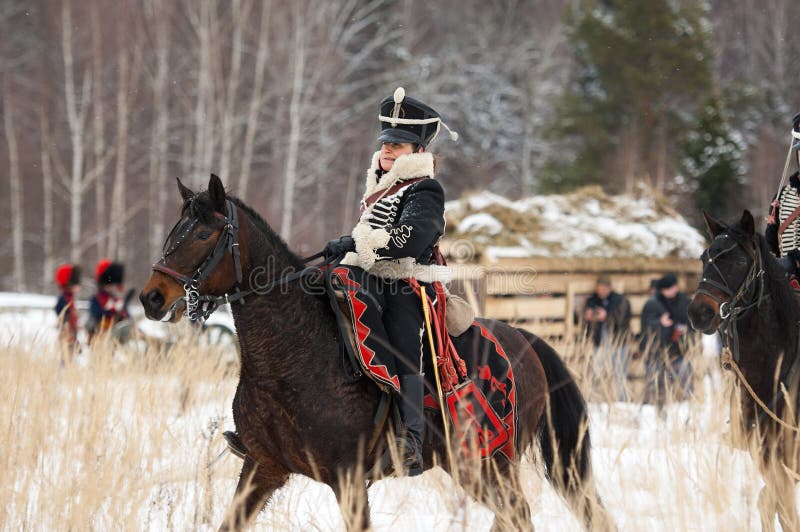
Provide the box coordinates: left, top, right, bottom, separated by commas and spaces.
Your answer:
330, 266, 517, 462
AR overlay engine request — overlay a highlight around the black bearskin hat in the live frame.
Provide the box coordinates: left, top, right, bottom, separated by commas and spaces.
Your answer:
377, 87, 458, 148
97, 260, 124, 285
55, 263, 81, 288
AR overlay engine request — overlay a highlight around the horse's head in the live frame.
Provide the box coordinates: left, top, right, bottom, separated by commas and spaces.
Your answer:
140, 174, 245, 322
688, 210, 760, 333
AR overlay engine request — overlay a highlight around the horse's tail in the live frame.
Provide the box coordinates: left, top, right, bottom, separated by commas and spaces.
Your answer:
516, 328, 611, 529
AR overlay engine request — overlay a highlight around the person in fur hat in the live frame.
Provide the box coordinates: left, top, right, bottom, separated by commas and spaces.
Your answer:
54, 263, 81, 348
766, 112, 800, 283
323, 87, 458, 476
87, 259, 129, 341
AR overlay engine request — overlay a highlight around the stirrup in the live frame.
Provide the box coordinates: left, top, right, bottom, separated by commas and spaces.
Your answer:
223, 431, 247, 459
376, 436, 424, 477
397, 435, 423, 477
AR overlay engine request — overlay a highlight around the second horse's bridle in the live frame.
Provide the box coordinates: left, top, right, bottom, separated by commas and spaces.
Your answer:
695, 232, 766, 365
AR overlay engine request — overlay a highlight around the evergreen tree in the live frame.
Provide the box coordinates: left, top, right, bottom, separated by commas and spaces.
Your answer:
681, 97, 747, 219
542, 0, 713, 192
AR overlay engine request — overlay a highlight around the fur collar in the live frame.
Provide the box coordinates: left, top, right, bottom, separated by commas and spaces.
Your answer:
363, 151, 434, 199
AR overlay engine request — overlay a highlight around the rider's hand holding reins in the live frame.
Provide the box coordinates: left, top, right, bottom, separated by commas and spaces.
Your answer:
323, 235, 356, 259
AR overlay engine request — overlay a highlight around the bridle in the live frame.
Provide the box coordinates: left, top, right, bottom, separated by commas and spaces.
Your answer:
696, 230, 800, 431
152, 198, 325, 322
152, 199, 252, 322
695, 232, 766, 366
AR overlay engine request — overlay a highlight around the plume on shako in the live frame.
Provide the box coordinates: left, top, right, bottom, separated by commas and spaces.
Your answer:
377, 87, 458, 147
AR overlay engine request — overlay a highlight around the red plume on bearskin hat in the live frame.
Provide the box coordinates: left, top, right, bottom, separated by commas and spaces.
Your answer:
55, 263, 81, 288
95, 259, 112, 282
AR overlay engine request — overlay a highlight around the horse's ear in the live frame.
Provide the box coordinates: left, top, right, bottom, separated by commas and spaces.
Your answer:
177, 178, 194, 202
702, 210, 726, 238
208, 174, 226, 213
740, 209, 756, 236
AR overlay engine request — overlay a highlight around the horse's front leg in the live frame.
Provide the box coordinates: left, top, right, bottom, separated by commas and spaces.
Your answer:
219, 455, 290, 531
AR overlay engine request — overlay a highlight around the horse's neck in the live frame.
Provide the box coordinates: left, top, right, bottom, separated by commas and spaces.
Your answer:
737, 281, 800, 400
228, 212, 333, 378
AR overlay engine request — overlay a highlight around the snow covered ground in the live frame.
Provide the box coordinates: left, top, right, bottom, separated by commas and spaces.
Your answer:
0, 293, 779, 531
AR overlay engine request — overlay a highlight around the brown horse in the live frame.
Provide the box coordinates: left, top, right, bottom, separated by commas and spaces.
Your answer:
140, 175, 609, 531
688, 210, 800, 532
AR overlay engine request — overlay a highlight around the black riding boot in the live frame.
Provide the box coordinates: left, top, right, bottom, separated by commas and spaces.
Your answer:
778, 255, 797, 277
397, 373, 425, 476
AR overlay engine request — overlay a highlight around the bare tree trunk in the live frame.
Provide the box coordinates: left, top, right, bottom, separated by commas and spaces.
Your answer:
41, 106, 55, 288
3, 76, 25, 291
108, 42, 130, 261
655, 117, 667, 192
623, 122, 639, 193
341, 147, 361, 234
62, 2, 90, 264
280, 0, 306, 244
190, 0, 216, 185
219, 0, 249, 181
91, 5, 107, 258
238, 0, 271, 198
148, 0, 170, 258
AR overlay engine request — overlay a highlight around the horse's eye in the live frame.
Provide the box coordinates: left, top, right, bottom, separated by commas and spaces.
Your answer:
197, 231, 212, 241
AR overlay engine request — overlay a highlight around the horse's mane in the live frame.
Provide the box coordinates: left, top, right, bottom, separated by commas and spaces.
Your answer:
729, 223, 800, 334
187, 190, 303, 267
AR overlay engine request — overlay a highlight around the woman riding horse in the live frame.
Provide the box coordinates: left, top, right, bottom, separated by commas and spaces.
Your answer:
323, 87, 458, 476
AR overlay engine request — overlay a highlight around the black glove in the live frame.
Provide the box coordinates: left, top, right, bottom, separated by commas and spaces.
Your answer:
323, 235, 356, 258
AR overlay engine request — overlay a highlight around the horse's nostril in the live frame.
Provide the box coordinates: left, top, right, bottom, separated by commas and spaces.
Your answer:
147, 289, 165, 309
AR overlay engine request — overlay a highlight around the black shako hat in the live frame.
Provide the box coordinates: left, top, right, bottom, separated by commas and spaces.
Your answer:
656, 273, 679, 290
377, 87, 458, 148
792, 112, 800, 150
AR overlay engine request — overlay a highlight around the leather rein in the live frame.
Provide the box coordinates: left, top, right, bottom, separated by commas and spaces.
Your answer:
152, 198, 323, 322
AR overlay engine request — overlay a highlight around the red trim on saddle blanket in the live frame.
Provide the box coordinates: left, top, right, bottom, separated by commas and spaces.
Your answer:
331, 267, 400, 391
423, 321, 517, 462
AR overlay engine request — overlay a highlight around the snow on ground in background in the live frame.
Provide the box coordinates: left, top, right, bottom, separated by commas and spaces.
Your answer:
0, 292, 236, 347
0, 291, 59, 309
445, 185, 706, 260
0, 294, 777, 530
8, 364, 768, 531
0, 307, 59, 347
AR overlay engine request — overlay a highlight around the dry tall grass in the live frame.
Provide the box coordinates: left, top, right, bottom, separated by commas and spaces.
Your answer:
0, 326, 787, 530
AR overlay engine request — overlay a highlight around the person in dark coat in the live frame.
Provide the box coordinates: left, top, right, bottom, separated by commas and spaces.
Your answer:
323, 87, 457, 476
87, 259, 129, 342
641, 273, 694, 405
766, 112, 800, 282
582, 275, 632, 400
54, 263, 81, 348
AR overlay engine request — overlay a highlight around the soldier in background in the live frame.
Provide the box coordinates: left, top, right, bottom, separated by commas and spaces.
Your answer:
582, 275, 632, 401
641, 273, 694, 406
54, 263, 81, 350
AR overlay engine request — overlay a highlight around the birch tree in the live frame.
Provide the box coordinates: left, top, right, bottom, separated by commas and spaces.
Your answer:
3, 75, 25, 291
61, 1, 91, 263
279, 0, 306, 244
237, 0, 272, 198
